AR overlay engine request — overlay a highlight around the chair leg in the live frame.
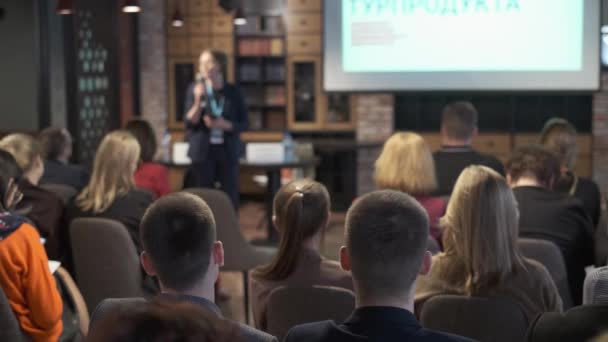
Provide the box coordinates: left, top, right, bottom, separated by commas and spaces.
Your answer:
243, 270, 250, 325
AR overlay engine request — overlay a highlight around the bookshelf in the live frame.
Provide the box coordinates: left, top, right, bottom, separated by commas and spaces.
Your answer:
235, 15, 287, 131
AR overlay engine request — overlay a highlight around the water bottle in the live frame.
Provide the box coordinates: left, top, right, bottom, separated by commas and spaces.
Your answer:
283, 131, 295, 162
161, 130, 172, 163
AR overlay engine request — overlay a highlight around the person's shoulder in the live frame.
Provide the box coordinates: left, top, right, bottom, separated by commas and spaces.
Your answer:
284, 321, 342, 342
129, 188, 156, 203
520, 258, 554, 283
90, 298, 147, 330
577, 176, 600, 195
235, 322, 278, 342
417, 327, 477, 341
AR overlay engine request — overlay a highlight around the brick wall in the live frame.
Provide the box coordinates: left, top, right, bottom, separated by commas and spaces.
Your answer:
593, 72, 608, 195
138, 0, 168, 144
354, 94, 394, 196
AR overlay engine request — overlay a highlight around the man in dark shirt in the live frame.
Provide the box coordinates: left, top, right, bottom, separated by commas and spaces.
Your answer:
284, 190, 474, 342
88, 192, 276, 342
433, 101, 504, 196
506, 145, 594, 305
38, 127, 89, 191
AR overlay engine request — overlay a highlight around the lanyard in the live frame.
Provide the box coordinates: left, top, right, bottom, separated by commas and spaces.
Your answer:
204, 82, 225, 118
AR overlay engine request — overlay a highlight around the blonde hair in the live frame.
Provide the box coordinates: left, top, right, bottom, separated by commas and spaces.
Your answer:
442, 165, 524, 295
374, 132, 437, 195
76, 130, 140, 213
0, 133, 42, 172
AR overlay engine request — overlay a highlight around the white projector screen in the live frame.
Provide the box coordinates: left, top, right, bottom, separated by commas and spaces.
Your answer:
324, 0, 601, 91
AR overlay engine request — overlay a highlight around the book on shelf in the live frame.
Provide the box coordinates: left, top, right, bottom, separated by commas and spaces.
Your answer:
265, 111, 286, 130
248, 111, 263, 130
238, 38, 284, 56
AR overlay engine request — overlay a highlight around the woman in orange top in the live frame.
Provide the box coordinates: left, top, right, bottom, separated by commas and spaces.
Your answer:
0, 150, 63, 342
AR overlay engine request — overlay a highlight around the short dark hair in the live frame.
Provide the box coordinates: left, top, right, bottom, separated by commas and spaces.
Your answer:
441, 101, 478, 140
345, 190, 429, 298
87, 299, 242, 342
39, 127, 71, 160
506, 145, 561, 188
125, 119, 157, 162
140, 192, 216, 291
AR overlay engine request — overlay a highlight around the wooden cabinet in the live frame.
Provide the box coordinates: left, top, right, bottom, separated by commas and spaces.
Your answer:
287, 55, 355, 131
286, 13, 322, 33
189, 17, 211, 35
169, 37, 190, 57
287, 0, 322, 12
287, 34, 321, 55
211, 15, 234, 35
188, 0, 211, 15
189, 36, 211, 55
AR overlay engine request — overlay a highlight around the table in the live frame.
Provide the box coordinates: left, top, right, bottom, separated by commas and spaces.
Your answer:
240, 158, 319, 243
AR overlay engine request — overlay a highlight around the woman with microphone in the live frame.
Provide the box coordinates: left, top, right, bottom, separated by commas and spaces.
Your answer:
184, 50, 248, 208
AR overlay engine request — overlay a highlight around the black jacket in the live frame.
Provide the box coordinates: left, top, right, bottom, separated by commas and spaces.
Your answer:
40, 159, 89, 191
284, 306, 476, 342
513, 186, 594, 305
433, 146, 505, 196
554, 173, 601, 228
184, 82, 248, 163
526, 305, 608, 342
89, 295, 277, 342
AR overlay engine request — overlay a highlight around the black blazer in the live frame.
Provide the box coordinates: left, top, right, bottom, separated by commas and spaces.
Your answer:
513, 186, 594, 305
526, 305, 608, 342
433, 146, 505, 196
89, 296, 277, 342
184, 82, 248, 163
284, 306, 476, 342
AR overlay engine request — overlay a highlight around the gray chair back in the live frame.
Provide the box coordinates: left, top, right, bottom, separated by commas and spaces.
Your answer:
420, 295, 528, 342
40, 183, 78, 205
518, 237, 573, 308
70, 218, 142, 314
184, 188, 274, 271
266, 285, 355, 340
0, 286, 26, 341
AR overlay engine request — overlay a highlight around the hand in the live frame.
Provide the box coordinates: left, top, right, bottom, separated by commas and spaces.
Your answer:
193, 83, 204, 99
215, 117, 233, 131
4, 178, 22, 210
203, 115, 214, 128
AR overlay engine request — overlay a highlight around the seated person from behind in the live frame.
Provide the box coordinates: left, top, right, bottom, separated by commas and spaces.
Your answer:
87, 299, 243, 342
0, 133, 64, 260
0, 150, 63, 342
125, 119, 171, 198
89, 192, 277, 342
38, 127, 89, 191
506, 145, 593, 305
375, 132, 446, 244
251, 179, 353, 330
540, 118, 601, 227
415, 165, 562, 322
433, 101, 505, 196
66, 130, 156, 294
284, 190, 474, 342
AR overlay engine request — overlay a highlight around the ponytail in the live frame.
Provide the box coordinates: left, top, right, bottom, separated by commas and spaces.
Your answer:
254, 180, 330, 281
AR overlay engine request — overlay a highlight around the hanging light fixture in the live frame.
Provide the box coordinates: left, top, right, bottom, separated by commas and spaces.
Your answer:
233, 7, 246, 26
122, 0, 141, 13
171, 8, 184, 27
56, 0, 74, 15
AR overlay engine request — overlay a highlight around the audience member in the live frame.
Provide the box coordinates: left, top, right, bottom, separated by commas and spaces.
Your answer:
375, 132, 446, 243
583, 266, 608, 305
506, 145, 594, 304
38, 127, 89, 191
89, 192, 277, 342
0, 150, 63, 342
284, 190, 474, 342
416, 165, 562, 322
0, 133, 64, 260
251, 179, 352, 330
66, 130, 156, 294
87, 299, 243, 342
125, 119, 171, 198
433, 101, 505, 196
540, 118, 601, 227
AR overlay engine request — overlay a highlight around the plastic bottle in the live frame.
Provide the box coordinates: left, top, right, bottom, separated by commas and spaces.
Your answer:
283, 131, 295, 162
161, 129, 172, 163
